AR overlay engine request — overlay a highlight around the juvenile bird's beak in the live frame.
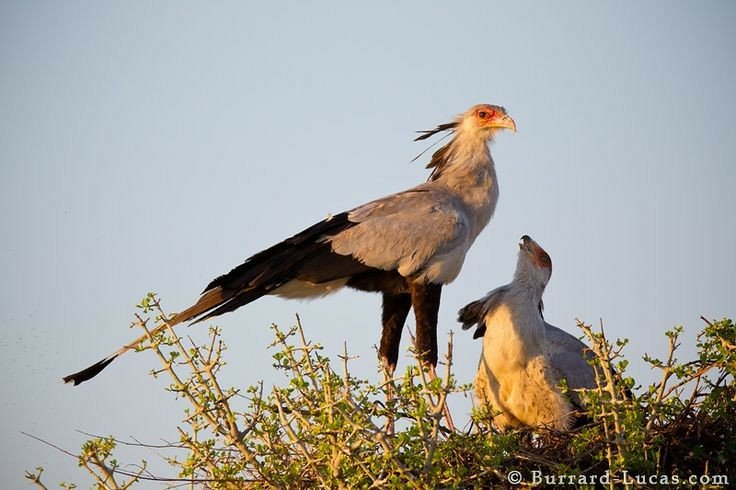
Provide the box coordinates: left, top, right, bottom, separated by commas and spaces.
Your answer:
494, 114, 517, 133
518, 235, 538, 254
519, 235, 531, 252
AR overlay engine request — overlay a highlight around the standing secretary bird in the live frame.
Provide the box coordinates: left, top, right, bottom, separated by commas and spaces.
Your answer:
64, 104, 516, 385
458, 236, 596, 431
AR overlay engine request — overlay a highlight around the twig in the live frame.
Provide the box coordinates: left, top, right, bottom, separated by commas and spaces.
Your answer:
24, 468, 48, 490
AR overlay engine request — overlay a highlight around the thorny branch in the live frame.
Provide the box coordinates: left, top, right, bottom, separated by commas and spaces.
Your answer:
28, 294, 736, 488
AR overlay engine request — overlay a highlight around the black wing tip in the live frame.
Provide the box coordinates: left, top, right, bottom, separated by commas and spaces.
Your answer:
201, 212, 353, 294
457, 300, 482, 327
472, 325, 487, 340
62, 355, 117, 386
458, 300, 487, 340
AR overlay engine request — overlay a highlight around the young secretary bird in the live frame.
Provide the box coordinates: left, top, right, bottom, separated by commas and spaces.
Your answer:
64, 104, 516, 386
458, 236, 596, 431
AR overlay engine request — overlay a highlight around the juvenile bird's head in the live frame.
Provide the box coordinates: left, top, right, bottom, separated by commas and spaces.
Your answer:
514, 235, 553, 291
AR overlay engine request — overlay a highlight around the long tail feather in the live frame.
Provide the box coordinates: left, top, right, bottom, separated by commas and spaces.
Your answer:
62, 356, 117, 386
62, 317, 178, 386
61, 287, 262, 386
191, 286, 275, 325
63, 212, 358, 386
170, 287, 234, 325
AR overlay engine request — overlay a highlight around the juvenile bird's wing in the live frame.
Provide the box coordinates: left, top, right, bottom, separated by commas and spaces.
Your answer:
545, 323, 597, 396
457, 285, 511, 339
330, 184, 469, 280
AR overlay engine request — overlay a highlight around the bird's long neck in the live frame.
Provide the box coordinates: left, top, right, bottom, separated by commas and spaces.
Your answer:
505, 260, 548, 353
430, 134, 499, 240
512, 261, 547, 304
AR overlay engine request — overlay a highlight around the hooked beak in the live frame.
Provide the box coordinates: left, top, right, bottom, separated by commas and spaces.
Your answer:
519, 235, 531, 252
518, 235, 539, 254
493, 114, 517, 133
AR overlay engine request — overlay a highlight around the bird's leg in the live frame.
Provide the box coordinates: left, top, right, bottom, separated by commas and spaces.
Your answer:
379, 293, 412, 373
408, 281, 441, 367
379, 292, 411, 435
408, 281, 455, 431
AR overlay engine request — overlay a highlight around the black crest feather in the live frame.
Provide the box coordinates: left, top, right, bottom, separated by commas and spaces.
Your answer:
413, 121, 458, 141
411, 121, 459, 182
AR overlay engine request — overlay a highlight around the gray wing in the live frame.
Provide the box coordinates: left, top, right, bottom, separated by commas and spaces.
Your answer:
545, 323, 597, 396
330, 184, 468, 279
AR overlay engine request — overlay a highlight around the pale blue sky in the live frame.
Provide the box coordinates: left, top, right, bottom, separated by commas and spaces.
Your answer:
1, 2, 735, 487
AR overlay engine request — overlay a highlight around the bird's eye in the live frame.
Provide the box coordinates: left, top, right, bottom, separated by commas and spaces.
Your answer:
478, 111, 489, 119
540, 254, 550, 264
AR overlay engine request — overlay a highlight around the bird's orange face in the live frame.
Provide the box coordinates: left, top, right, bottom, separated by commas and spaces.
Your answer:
472, 104, 517, 133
